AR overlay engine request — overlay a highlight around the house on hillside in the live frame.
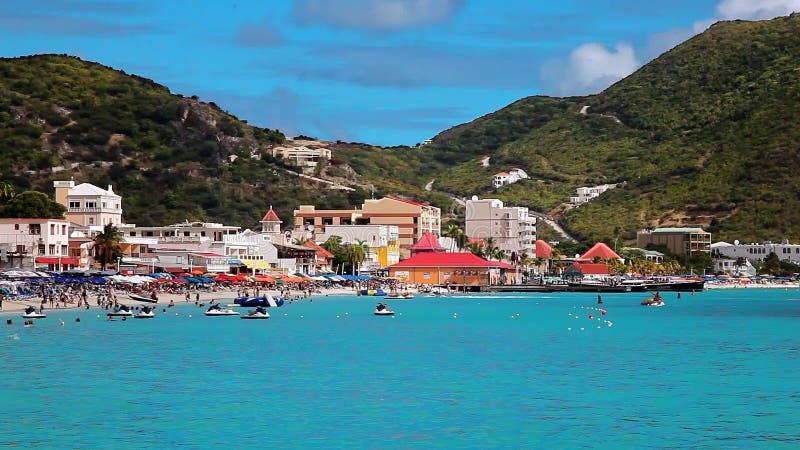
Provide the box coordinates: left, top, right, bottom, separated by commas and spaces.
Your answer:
271, 145, 332, 173
493, 168, 528, 188
569, 184, 617, 206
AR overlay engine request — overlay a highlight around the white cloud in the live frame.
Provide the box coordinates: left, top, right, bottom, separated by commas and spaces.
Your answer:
293, 0, 464, 31
716, 0, 800, 20
543, 42, 639, 96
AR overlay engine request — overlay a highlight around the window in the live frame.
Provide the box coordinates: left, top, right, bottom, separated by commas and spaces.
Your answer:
322, 217, 333, 225
102, 202, 107, 208
69, 201, 80, 208
14, 224, 19, 230
130, 232, 136, 236
86, 201, 97, 208
61, 225, 66, 234
89, 217, 94, 225
37, 244, 45, 254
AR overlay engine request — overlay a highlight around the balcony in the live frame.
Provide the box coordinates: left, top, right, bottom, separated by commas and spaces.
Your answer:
68, 207, 123, 214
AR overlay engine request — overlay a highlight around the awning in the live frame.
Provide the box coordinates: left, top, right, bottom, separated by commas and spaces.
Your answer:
35, 257, 79, 265
242, 260, 272, 270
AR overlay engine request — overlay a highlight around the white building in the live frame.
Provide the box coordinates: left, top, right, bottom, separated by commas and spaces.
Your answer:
493, 168, 529, 188
712, 240, 800, 266
54, 179, 123, 228
314, 224, 401, 271
271, 145, 332, 172
570, 183, 617, 205
213, 229, 280, 273
465, 197, 536, 258
0, 218, 74, 270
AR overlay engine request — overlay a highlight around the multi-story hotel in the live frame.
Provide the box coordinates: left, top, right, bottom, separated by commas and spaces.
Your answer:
294, 196, 441, 258
465, 197, 536, 258
53, 179, 123, 228
637, 227, 711, 257
314, 224, 401, 271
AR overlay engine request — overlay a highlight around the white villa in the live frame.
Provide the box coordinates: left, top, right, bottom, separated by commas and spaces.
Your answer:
272, 145, 332, 172
493, 168, 529, 188
570, 183, 617, 205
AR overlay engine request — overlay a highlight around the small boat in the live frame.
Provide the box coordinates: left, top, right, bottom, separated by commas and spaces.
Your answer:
374, 302, 395, 316
241, 306, 270, 320
128, 293, 158, 303
107, 305, 134, 317
385, 291, 414, 299
641, 297, 666, 307
234, 294, 285, 308
205, 303, 239, 316
21, 306, 46, 319
134, 306, 156, 319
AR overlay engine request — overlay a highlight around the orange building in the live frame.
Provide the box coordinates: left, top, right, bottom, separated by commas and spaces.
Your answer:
388, 252, 509, 286
294, 196, 441, 258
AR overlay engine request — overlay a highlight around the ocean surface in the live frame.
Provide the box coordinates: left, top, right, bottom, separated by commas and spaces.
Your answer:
1, 288, 799, 449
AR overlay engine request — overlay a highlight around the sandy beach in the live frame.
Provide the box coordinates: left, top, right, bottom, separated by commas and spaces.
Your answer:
0, 284, 363, 316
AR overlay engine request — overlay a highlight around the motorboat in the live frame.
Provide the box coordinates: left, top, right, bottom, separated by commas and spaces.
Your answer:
21, 306, 46, 319
234, 294, 284, 308
128, 293, 158, 304
374, 302, 395, 316
641, 297, 666, 307
134, 306, 156, 319
205, 303, 239, 316
385, 291, 414, 299
241, 306, 270, 320
107, 305, 134, 317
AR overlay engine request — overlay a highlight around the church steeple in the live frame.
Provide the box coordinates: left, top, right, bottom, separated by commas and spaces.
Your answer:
260, 206, 282, 234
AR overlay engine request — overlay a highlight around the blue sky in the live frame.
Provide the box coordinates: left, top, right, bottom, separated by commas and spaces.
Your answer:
1, 0, 798, 146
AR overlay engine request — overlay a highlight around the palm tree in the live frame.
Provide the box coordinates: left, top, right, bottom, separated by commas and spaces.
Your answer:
293, 236, 313, 246
0, 182, 15, 202
347, 239, 369, 275
93, 223, 123, 269
442, 223, 466, 252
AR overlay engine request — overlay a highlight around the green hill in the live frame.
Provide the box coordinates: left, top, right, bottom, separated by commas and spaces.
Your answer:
0, 54, 375, 226
391, 14, 800, 245
2, 14, 800, 244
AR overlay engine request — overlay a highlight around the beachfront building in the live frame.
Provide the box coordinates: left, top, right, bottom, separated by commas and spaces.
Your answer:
53, 179, 123, 228
214, 229, 279, 273
294, 196, 441, 259
302, 241, 335, 273
388, 252, 517, 286
492, 168, 529, 188
711, 240, 800, 266
0, 218, 75, 270
314, 224, 401, 271
154, 249, 230, 273
569, 184, 617, 206
465, 197, 536, 258
562, 262, 613, 281
637, 227, 711, 257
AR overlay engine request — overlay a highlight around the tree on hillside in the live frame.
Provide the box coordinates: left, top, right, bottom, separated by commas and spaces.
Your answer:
0, 191, 66, 218
93, 224, 123, 269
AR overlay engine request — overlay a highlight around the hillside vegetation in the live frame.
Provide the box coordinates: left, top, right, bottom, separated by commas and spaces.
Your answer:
2, 14, 799, 245
388, 14, 800, 245
0, 55, 373, 226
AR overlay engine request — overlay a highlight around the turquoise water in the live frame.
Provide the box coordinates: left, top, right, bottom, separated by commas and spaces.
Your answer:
1, 289, 799, 448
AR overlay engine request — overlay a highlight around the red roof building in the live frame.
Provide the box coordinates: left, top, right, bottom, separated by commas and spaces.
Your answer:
389, 252, 512, 285
410, 231, 445, 255
579, 242, 622, 262
564, 262, 613, 277
303, 241, 335, 272
261, 207, 282, 223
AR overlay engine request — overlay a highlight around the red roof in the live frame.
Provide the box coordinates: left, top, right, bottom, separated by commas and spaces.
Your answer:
572, 262, 612, 275
579, 242, 621, 261
390, 252, 505, 268
534, 240, 553, 258
303, 241, 334, 259
410, 232, 445, 251
494, 172, 510, 176
261, 207, 282, 223
191, 252, 226, 258
386, 195, 428, 207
